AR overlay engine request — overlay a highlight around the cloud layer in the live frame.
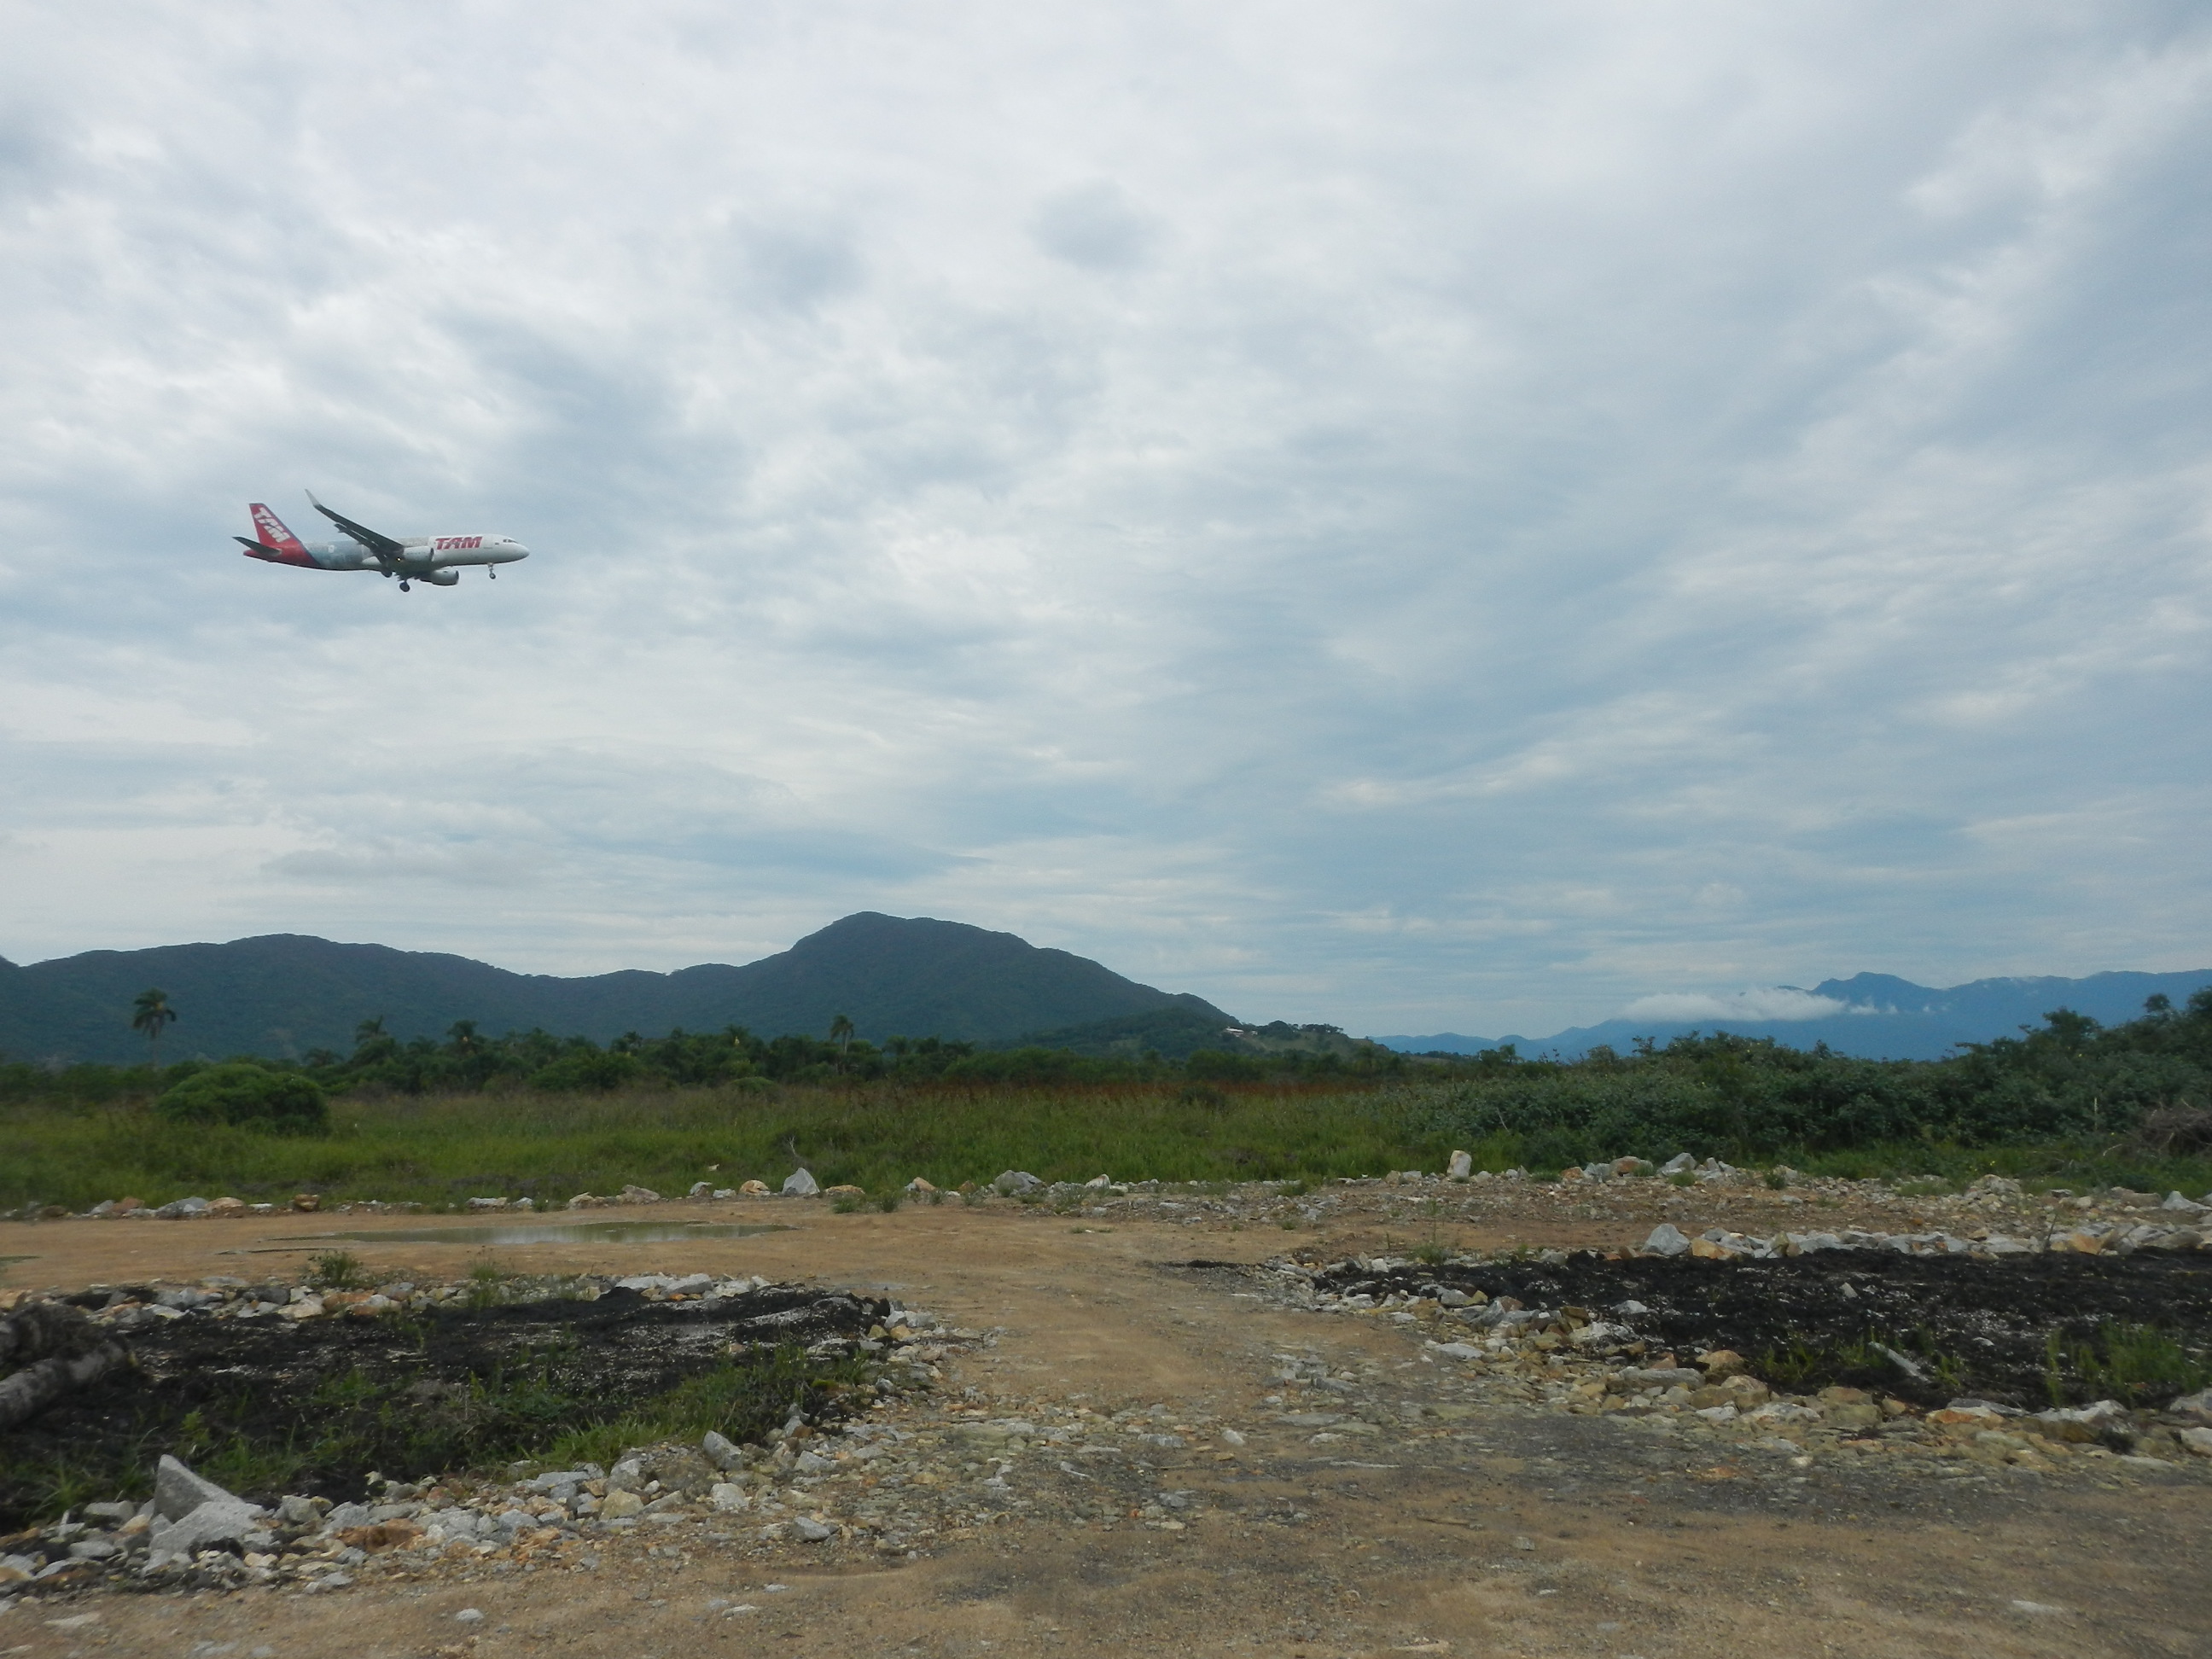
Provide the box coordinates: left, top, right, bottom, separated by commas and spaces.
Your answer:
1622, 989, 1854, 1025
2, 3, 2209, 1033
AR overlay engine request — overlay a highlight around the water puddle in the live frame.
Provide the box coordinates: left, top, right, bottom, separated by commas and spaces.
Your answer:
276, 1222, 796, 1247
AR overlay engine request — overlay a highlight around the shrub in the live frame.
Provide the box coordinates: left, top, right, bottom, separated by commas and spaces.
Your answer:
528, 1052, 642, 1092
1185, 1050, 1265, 1082
154, 1064, 328, 1135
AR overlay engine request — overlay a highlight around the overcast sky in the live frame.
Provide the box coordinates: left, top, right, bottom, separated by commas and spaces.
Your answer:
3, 2, 2208, 1037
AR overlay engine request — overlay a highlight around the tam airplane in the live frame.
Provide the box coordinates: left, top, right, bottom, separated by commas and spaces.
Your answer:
236, 493, 529, 591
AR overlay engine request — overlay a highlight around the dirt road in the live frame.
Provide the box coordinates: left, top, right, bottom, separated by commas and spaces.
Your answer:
3, 1202, 2207, 1658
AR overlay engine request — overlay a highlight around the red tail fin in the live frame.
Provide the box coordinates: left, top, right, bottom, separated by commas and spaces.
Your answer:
249, 503, 308, 555
241, 503, 319, 567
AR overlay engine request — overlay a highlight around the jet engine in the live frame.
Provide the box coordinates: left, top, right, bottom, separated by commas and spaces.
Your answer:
412, 568, 461, 586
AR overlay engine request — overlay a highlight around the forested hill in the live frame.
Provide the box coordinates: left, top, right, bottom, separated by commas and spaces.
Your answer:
0, 913, 1232, 1063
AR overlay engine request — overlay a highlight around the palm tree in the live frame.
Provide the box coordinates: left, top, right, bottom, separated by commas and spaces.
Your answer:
355, 1015, 387, 1048
828, 1013, 855, 1054
131, 989, 178, 1064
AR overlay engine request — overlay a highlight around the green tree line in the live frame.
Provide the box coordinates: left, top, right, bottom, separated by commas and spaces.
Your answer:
2, 991, 2208, 1163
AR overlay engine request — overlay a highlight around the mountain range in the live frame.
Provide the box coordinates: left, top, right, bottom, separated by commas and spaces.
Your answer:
1373, 969, 2212, 1062
9, 913, 2204, 1069
0, 913, 1234, 1064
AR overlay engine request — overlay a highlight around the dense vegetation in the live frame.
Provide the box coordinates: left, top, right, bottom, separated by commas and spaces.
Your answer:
3, 992, 2208, 1214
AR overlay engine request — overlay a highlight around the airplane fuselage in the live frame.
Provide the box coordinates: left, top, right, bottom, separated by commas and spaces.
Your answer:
244, 535, 531, 573
236, 498, 529, 590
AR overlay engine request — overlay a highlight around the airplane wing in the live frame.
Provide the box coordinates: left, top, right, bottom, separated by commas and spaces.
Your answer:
306, 491, 407, 560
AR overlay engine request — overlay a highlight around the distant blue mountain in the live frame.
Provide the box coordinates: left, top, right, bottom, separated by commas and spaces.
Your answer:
1373, 969, 2212, 1062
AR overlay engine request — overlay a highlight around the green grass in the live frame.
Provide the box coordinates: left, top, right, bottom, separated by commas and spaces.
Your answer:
0, 1080, 1466, 1210
4, 1079, 2210, 1214
2044, 1322, 2212, 1409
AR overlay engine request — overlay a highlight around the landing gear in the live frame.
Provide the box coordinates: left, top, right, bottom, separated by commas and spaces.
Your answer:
399, 580, 411, 591
487, 567, 496, 579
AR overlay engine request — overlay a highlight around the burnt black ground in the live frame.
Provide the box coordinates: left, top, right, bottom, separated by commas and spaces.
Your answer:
0, 1284, 888, 1528
1303, 1249, 2212, 1407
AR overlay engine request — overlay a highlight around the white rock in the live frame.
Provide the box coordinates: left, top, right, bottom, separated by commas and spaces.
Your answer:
701, 1429, 745, 1470
791, 1516, 835, 1542
148, 1501, 261, 1559
781, 1169, 821, 1197
2168, 1388, 2212, 1424
992, 1170, 1045, 1196
1642, 1223, 1691, 1257
1447, 1150, 1473, 1179
710, 1483, 751, 1511
154, 1455, 251, 1523
1659, 1153, 1697, 1175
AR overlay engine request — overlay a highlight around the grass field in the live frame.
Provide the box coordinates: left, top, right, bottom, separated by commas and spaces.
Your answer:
5, 1078, 2209, 1214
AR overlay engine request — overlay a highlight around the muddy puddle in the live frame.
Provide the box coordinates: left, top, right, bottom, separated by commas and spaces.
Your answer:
281, 1221, 796, 1247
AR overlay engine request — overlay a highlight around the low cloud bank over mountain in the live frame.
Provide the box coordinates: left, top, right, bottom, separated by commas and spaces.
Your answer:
1376, 969, 2212, 1062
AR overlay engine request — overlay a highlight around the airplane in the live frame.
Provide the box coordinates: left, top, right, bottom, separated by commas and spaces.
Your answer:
234, 492, 529, 591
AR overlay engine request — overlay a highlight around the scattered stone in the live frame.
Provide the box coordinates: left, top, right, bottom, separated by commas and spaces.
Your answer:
2168, 1389, 2212, 1425
992, 1171, 1045, 1196
1642, 1223, 1691, 1257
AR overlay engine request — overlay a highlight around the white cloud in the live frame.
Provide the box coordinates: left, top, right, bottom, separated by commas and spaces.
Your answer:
1622, 988, 1854, 1024
1, 3, 2209, 1033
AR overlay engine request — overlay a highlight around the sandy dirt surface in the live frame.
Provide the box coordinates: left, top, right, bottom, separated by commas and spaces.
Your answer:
3, 1197, 2208, 1659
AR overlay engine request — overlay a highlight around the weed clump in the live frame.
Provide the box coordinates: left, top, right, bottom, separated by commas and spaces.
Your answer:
2045, 1322, 2212, 1408
306, 1251, 368, 1291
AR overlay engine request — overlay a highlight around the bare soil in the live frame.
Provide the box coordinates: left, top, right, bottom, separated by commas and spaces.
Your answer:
3, 1197, 2209, 1659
